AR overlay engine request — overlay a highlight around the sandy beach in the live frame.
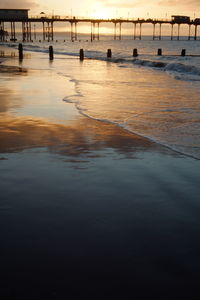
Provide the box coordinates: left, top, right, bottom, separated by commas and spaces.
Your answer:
1, 46, 200, 298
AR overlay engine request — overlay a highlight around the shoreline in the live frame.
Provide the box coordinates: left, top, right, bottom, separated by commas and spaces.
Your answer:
1, 45, 199, 161
0, 44, 175, 157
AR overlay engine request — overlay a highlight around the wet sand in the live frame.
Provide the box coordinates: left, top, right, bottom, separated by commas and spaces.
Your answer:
1, 48, 200, 298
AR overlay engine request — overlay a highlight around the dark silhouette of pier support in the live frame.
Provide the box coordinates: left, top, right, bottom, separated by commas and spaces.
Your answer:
188, 24, 191, 40
114, 22, 122, 40
22, 22, 32, 42
153, 23, 162, 40
187, 24, 197, 40
171, 23, 188, 40
1, 16, 200, 42
91, 21, 100, 41
177, 24, 180, 40
171, 23, 181, 40
134, 23, 142, 40
46, 21, 54, 41
171, 24, 174, 40
10, 21, 16, 41
41, 21, 54, 42
70, 21, 77, 42
194, 25, 198, 40
0, 21, 5, 41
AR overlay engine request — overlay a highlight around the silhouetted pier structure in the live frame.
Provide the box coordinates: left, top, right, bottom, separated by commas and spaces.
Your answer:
0, 10, 200, 42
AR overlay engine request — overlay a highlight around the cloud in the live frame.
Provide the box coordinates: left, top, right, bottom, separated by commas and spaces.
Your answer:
0, 0, 38, 9
100, 0, 200, 9
158, 0, 200, 5
99, 0, 142, 8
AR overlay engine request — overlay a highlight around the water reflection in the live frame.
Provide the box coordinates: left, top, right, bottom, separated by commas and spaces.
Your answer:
0, 64, 27, 75
0, 115, 173, 158
0, 88, 23, 112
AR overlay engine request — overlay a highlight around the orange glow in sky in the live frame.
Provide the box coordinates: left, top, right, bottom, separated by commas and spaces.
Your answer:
0, 0, 199, 19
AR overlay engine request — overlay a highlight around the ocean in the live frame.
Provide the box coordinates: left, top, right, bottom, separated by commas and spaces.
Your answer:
2, 33, 200, 159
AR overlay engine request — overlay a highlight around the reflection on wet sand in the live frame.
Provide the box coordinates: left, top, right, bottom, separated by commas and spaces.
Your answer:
0, 55, 179, 160
0, 65, 28, 112
0, 64, 27, 75
0, 114, 175, 158
0, 88, 22, 112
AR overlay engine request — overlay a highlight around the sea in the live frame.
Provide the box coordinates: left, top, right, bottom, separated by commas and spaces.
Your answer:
1, 33, 200, 160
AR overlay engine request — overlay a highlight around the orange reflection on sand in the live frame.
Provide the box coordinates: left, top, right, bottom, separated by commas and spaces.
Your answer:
0, 114, 163, 158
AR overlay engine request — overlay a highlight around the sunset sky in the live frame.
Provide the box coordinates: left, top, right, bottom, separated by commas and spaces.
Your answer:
0, 0, 199, 19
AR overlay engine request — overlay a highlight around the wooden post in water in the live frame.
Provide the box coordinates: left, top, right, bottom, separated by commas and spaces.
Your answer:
157, 48, 162, 56
80, 49, 84, 60
181, 49, 186, 56
49, 45, 54, 60
107, 49, 112, 58
133, 48, 138, 57
18, 43, 23, 60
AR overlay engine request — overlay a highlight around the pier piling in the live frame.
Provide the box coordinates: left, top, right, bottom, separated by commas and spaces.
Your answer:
49, 45, 54, 60
1, 15, 199, 43
18, 43, 23, 60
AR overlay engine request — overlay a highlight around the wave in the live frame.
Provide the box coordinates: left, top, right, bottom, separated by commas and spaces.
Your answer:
3, 42, 200, 80
63, 95, 200, 160
129, 58, 200, 80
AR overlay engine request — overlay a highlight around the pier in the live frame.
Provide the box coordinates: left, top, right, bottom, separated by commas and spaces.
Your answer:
0, 9, 200, 42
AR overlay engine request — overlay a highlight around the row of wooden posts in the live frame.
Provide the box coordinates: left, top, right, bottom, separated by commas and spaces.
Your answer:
18, 43, 187, 61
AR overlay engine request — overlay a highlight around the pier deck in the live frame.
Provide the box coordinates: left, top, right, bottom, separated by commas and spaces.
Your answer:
0, 15, 199, 42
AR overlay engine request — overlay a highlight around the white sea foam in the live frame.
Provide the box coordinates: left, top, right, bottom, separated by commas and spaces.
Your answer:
4, 38, 200, 81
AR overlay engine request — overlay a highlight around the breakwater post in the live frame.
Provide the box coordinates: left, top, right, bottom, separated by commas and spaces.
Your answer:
157, 48, 162, 56
80, 49, 84, 60
18, 43, 23, 60
49, 45, 54, 60
181, 49, 186, 56
133, 48, 138, 57
107, 49, 112, 58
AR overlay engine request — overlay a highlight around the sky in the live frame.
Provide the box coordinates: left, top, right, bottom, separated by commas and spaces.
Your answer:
0, 0, 199, 19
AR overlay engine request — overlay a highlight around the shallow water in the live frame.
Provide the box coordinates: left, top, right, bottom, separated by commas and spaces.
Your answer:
2, 35, 200, 158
